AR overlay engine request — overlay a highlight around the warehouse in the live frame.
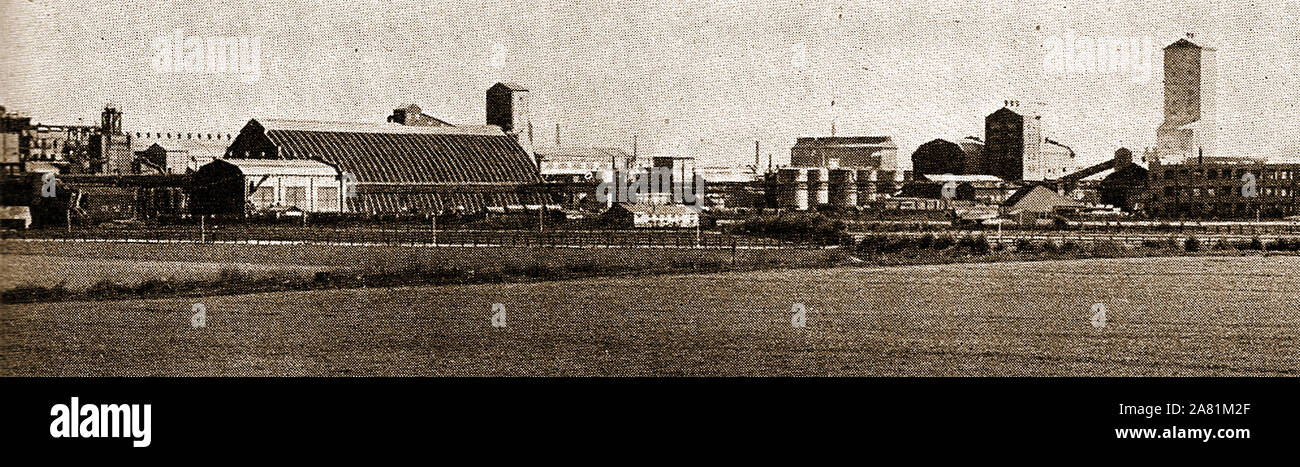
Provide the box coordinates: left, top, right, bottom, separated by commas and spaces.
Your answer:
222, 117, 546, 215
191, 158, 342, 216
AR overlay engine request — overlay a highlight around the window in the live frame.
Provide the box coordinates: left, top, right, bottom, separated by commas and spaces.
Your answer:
285, 186, 307, 208
318, 186, 339, 211
250, 185, 275, 208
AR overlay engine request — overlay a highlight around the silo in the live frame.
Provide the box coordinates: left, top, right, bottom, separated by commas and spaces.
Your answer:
856, 169, 878, 203
778, 168, 809, 210
829, 169, 857, 207
807, 168, 829, 206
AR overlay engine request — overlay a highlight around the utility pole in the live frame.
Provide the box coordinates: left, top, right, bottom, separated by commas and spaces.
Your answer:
200, 215, 206, 243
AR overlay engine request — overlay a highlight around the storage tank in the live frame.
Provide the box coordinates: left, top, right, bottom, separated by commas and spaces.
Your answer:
807, 168, 829, 206
856, 169, 878, 203
829, 169, 857, 207
778, 168, 809, 210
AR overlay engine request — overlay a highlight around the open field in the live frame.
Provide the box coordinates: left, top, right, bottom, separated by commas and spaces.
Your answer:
0, 254, 327, 291
3, 255, 1297, 376
0, 239, 838, 294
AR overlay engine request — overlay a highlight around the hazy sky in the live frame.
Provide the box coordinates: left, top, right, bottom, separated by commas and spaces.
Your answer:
2, 0, 1297, 168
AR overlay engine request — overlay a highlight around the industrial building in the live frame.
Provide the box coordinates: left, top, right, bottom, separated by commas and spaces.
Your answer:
1002, 185, 1087, 221
192, 158, 342, 216
537, 147, 636, 183
604, 201, 700, 228
790, 136, 902, 171
979, 101, 1076, 181
911, 139, 968, 176
221, 84, 546, 216
1156, 35, 1217, 162
1147, 156, 1300, 219
130, 131, 234, 175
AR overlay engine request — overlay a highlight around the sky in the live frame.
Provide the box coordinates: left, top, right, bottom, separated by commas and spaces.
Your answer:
2, 0, 1297, 168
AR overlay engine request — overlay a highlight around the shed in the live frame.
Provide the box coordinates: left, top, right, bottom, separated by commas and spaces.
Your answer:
191, 158, 342, 216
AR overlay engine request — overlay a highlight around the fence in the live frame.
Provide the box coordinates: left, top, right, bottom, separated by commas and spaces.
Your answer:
0, 224, 820, 250
859, 230, 1300, 248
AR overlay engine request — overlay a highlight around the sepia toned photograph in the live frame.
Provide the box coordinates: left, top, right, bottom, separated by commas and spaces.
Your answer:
3, 0, 1299, 385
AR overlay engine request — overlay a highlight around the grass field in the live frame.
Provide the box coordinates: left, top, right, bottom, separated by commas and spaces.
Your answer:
0, 240, 838, 294
3, 255, 1297, 376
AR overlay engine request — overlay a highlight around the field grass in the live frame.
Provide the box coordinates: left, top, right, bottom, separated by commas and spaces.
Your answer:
3, 255, 1297, 376
0, 240, 839, 296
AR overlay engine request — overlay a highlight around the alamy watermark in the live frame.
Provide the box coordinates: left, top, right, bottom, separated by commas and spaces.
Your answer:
1042, 33, 1154, 83
596, 167, 705, 211
151, 29, 262, 83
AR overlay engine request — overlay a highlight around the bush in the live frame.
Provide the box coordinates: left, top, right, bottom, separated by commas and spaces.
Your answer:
86, 279, 134, 299
1042, 240, 1061, 254
1091, 240, 1126, 258
1184, 236, 1201, 252
1061, 241, 1079, 253
917, 233, 935, 249
1015, 238, 1037, 253
933, 235, 956, 250
736, 212, 848, 245
135, 278, 176, 295
1, 282, 70, 303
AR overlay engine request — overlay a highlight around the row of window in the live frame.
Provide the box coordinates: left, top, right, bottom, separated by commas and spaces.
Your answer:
1155, 168, 1296, 180
249, 186, 340, 211
1162, 186, 1294, 197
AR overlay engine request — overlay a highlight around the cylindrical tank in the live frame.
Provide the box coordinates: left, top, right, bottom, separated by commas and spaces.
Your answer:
856, 169, 878, 203
829, 169, 857, 207
807, 168, 829, 206
778, 168, 809, 210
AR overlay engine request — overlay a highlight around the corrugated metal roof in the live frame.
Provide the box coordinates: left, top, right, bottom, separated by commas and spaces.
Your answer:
227, 118, 545, 214
616, 202, 700, 216
349, 192, 548, 214
236, 119, 541, 185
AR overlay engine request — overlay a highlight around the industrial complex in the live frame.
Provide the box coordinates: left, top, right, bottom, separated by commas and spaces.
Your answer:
1, 35, 1296, 231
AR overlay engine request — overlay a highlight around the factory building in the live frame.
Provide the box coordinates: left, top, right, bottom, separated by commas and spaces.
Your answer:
537, 147, 636, 183
192, 158, 343, 216
1, 107, 30, 175
790, 136, 902, 171
486, 82, 536, 164
223, 84, 545, 216
1148, 156, 1300, 219
979, 101, 1075, 181
131, 131, 234, 175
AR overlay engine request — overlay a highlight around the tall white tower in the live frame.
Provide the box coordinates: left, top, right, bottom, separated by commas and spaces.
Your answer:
1156, 34, 1217, 163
